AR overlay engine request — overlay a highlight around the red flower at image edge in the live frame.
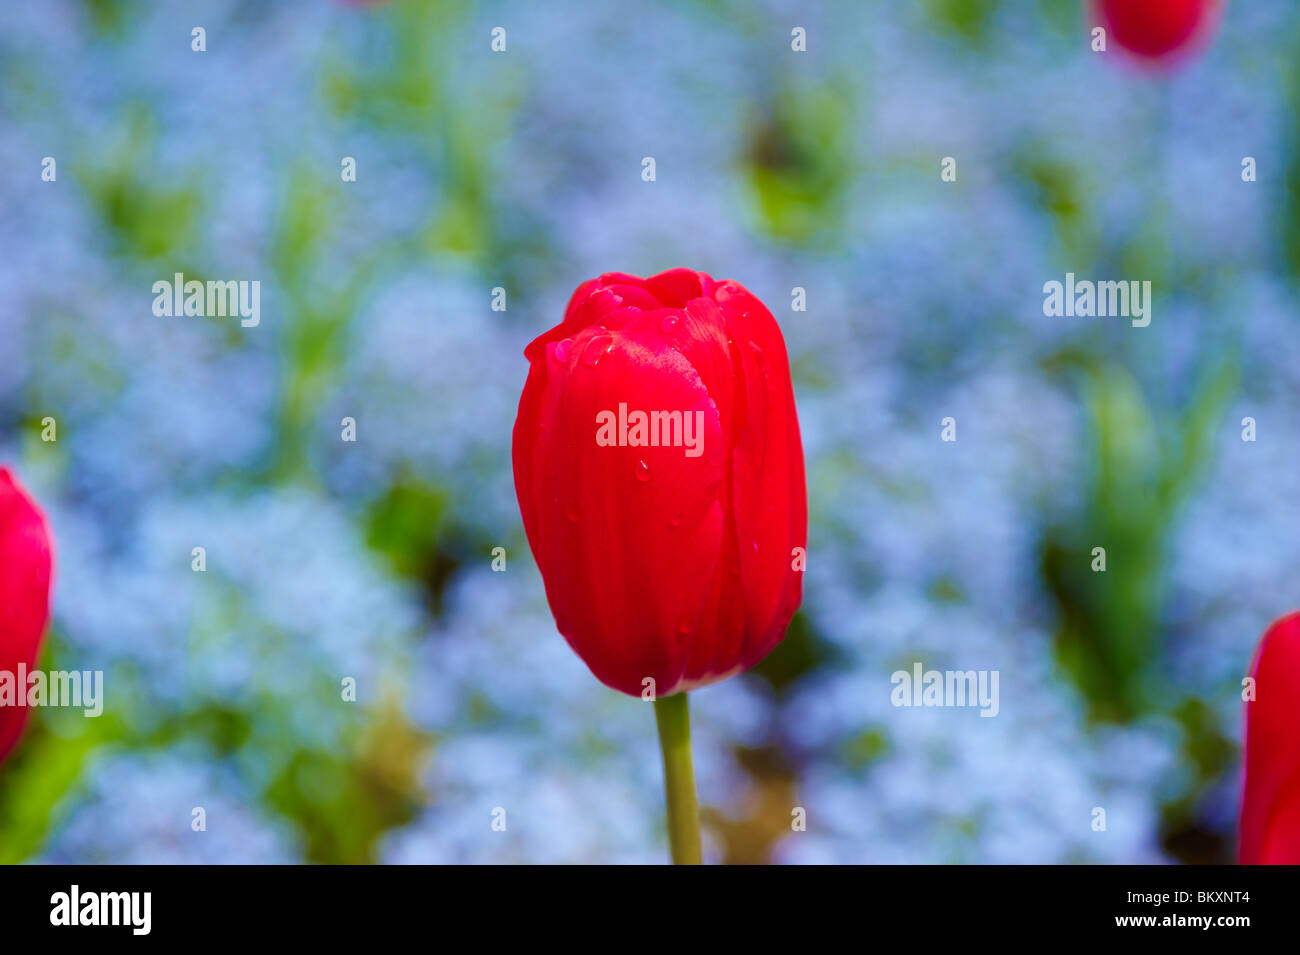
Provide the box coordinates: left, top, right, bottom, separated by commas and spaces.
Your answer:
512, 269, 807, 697
1094, 0, 1223, 63
1239, 612, 1300, 864
0, 468, 54, 763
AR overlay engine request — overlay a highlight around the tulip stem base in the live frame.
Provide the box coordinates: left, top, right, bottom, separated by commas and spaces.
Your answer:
653, 692, 702, 865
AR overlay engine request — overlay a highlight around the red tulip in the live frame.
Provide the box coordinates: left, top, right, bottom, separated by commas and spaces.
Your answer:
0, 468, 54, 763
512, 269, 807, 698
1094, 0, 1222, 63
1239, 612, 1300, 864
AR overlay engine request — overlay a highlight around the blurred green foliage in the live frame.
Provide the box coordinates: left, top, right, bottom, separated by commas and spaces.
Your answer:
1280, 44, 1300, 279
1041, 353, 1236, 723
922, 0, 999, 43
744, 80, 854, 246
80, 107, 206, 271
750, 609, 840, 697
0, 636, 127, 864
265, 699, 430, 864
1039, 352, 1237, 862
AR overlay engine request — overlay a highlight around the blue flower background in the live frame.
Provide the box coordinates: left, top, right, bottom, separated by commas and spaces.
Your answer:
1, 0, 1297, 863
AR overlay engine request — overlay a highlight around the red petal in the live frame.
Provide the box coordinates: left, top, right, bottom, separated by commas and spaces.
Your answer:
0, 468, 53, 762
714, 284, 807, 668
522, 320, 726, 695
513, 271, 806, 696
1240, 612, 1300, 864
643, 268, 704, 308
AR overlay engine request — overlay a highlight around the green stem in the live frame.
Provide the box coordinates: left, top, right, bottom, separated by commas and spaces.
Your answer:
653, 692, 702, 865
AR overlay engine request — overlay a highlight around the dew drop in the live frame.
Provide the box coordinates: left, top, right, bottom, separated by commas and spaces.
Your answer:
752, 539, 760, 553
581, 333, 614, 367
553, 338, 573, 362
669, 511, 682, 529
659, 313, 681, 334
635, 459, 652, 482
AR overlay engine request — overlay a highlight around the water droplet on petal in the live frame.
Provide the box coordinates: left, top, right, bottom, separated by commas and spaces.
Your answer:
752, 539, 760, 553
678, 619, 695, 635
635, 459, 652, 482
565, 499, 579, 522
669, 511, 682, 528
659, 313, 680, 334
581, 333, 614, 367
553, 338, 573, 362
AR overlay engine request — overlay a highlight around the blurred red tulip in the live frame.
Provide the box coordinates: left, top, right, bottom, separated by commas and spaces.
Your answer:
1094, 0, 1222, 63
0, 468, 54, 763
513, 269, 807, 697
1239, 612, 1300, 864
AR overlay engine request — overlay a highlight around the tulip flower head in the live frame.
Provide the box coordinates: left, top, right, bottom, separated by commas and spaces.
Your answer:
1239, 612, 1300, 864
0, 468, 54, 763
513, 269, 807, 698
1093, 0, 1223, 66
